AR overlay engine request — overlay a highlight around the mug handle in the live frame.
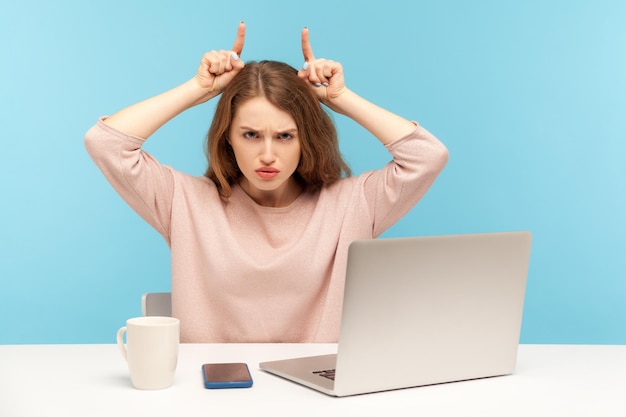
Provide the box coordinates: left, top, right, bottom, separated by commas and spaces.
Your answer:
116, 326, 128, 360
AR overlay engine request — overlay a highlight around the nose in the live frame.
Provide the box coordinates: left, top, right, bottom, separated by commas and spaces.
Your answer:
260, 138, 275, 164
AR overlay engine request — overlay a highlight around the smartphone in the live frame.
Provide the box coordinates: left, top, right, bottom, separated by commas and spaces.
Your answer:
201, 363, 253, 389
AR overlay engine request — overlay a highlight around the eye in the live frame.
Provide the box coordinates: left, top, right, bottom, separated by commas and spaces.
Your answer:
243, 131, 258, 140
278, 132, 294, 141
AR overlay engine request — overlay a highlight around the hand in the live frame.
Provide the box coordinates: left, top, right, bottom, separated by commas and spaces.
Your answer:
298, 27, 347, 106
195, 22, 246, 95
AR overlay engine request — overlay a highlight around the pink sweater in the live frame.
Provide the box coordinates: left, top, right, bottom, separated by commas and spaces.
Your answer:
84, 119, 448, 342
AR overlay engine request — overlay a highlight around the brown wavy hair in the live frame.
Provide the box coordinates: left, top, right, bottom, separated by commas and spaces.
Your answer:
205, 60, 351, 198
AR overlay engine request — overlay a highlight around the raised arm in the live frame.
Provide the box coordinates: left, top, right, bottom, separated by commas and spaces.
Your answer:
298, 27, 416, 146
103, 22, 247, 139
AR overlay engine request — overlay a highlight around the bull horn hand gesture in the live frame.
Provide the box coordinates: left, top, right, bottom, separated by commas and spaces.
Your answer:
195, 22, 246, 96
297, 27, 347, 109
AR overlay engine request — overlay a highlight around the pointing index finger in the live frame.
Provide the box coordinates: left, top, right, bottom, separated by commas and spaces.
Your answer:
301, 26, 315, 62
232, 21, 246, 55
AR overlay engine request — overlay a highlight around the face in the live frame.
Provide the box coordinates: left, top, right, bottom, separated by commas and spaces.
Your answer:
228, 96, 302, 207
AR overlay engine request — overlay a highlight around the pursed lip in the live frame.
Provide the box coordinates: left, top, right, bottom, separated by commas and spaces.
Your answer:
255, 167, 280, 179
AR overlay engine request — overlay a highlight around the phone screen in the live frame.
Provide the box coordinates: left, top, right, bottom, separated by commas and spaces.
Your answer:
202, 363, 253, 389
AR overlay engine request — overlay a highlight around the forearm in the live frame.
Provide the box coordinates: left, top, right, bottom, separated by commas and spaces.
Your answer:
326, 89, 417, 146
103, 78, 216, 139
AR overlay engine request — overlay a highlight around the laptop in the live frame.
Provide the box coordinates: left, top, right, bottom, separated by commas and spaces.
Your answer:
259, 231, 532, 397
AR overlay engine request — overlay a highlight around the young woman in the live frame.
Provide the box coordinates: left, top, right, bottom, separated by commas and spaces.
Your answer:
84, 23, 448, 343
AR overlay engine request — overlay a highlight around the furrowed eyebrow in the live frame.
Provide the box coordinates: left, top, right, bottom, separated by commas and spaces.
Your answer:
237, 126, 298, 134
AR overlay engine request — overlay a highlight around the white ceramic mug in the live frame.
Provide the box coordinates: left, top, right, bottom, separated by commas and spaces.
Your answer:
116, 316, 180, 390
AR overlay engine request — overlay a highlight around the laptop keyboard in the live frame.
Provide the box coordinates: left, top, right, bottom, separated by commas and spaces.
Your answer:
312, 369, 336, 381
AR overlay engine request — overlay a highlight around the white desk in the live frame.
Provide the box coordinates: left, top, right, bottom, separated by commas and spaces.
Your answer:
1, 343, 624, 416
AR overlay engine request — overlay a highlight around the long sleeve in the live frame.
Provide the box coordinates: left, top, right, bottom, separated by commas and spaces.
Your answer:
361, 123, 449, 237
83, 117, 448, 343
84, 118, 176, 240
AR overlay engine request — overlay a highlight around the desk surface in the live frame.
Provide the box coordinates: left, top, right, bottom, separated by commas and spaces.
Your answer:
1, 343, 625, 416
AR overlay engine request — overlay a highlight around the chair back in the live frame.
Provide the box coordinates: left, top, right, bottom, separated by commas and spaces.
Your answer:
141, 292, 172, 317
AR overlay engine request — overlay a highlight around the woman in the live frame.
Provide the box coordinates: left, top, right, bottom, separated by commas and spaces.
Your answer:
84, 23, 448, 343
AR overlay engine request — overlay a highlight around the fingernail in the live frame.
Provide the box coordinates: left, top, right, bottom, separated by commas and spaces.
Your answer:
231, 52, 239, 61
302, 61, 309, 70
322, 82, 329, 87
314, 82, 322, 87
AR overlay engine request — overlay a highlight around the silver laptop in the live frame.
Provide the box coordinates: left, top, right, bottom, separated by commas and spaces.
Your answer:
259, 231, 532, 397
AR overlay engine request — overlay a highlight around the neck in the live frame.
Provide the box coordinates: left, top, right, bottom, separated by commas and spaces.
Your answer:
239, 178, 303, 208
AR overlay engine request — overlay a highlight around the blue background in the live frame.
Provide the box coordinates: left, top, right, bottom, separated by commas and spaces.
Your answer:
1, 0, 624, 344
